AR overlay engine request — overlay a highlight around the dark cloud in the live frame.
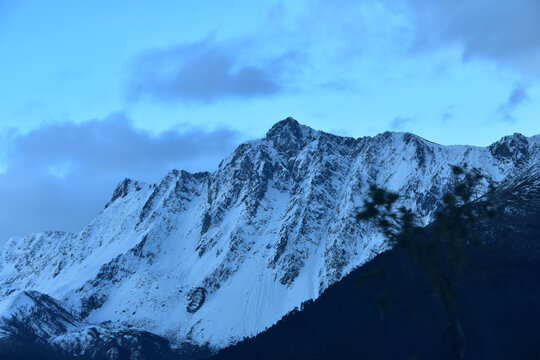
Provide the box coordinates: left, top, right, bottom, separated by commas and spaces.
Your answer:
392, 0, 540, 74
126, 37, 289, 103
0, 113, 243, 245
496, 85, 529, 122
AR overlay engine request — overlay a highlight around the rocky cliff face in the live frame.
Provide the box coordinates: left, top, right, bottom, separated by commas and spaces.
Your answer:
1, 118, 539, 352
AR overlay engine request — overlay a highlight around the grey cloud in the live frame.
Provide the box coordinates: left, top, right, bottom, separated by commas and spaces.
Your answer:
127, 38, 286, 103
496, 85, 529, 122
393, 0, 540, 74
0, 114, 244, 245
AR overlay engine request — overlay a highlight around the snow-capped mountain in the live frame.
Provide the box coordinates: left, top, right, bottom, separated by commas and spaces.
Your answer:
1, 118, 539, 354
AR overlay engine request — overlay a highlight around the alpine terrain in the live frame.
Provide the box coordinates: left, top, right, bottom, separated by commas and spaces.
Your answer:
211, 162, 540, 360
1, 118, 539, 358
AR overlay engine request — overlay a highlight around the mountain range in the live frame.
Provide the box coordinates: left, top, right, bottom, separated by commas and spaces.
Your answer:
1, 118, 539, 359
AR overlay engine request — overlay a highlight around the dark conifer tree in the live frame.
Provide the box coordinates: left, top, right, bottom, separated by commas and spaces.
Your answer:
357, 165, 496, 360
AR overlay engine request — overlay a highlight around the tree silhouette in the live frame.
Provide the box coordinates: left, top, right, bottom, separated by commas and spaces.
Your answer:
357, 166, 496, 360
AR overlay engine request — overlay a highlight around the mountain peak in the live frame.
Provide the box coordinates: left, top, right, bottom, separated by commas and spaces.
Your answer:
488, 132, 532, 166
265, 117, 317, 153
105, 178, 143, 208
276, 116, 299, 126
266, 117, 307, 139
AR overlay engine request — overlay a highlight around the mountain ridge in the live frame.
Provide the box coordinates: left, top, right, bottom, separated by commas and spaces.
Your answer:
210, 161, 540, 359
1, 118, 539, 353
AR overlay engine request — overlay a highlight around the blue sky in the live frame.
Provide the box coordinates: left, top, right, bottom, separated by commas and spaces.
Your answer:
1, 0, 540, 243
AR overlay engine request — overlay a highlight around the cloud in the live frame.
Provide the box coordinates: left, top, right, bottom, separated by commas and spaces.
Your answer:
126, 37, 290, 103
392, 0, 540, 75
264, 0, 540, 78
264, 1, 409, 75
495, 85, 529, 122
390, 116, 413, 130
0, 113, 244, 245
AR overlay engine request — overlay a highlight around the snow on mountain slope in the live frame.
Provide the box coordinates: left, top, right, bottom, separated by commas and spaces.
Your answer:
0, 118, 539, 350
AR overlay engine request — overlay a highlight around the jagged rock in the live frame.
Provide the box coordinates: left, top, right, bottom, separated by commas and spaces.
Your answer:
106, 179, 143, 209
186, 288, 207, 314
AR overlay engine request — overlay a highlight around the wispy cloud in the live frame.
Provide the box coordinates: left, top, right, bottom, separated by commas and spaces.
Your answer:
390, 116, 413, 130
495, 85, 528, 122
391, 0, 540, 75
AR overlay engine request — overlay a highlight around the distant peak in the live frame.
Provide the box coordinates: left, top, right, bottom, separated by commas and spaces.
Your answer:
489, 132, 529, 149
267, 117, 299, 132
488, 132, 531, 165
265, 117, 313, 141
